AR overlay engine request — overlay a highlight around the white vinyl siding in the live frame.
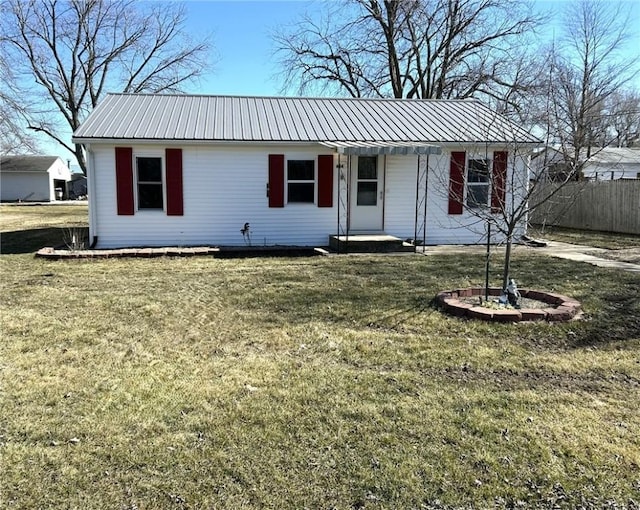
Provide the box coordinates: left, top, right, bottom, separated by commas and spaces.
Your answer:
88, 143, 529, 248
0, 172, 51, 202
91, 145, 337, 248
384, 151, 528, 245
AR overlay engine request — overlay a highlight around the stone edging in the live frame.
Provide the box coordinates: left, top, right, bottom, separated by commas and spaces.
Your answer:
35, 246, 221, 259
34, 246, 328, 259
435, 287, 582, 322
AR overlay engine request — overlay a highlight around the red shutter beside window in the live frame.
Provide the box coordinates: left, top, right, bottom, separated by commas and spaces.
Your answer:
268, 154, 285, 207
491, 151, 507, 213
166, 148, 184, 216
448, 151, 465, 215
115, 147, 134, 215
317, 154, 333, 207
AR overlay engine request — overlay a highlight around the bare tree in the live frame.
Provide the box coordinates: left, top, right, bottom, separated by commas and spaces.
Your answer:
1, 0, 211, 173
428, 123, 586, 291
275, 0, 544, 107
542, 0, 639, 169
0, 50, 40, 155
606, 90, 640, 148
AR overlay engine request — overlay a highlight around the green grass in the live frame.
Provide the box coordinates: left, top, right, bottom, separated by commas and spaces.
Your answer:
529, 225, 640, 250
1, 210, 640, 508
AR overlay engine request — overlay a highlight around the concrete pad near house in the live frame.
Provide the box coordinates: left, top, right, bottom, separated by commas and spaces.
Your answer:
329, 234, 414, 253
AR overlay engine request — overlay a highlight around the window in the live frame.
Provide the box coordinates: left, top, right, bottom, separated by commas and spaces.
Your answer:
137, 157, 163, 209
287, 160, 314, 203
466, 158, 490, 208
357, 156, 378, 206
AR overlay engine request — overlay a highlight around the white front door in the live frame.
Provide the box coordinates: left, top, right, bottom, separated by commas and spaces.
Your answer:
350, 155, 384, 231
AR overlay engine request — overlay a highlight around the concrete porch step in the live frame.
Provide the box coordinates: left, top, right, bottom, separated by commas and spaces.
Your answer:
329, 234, 415, 253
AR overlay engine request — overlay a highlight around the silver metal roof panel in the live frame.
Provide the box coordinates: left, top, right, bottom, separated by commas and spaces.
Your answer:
73, 94, 540, 145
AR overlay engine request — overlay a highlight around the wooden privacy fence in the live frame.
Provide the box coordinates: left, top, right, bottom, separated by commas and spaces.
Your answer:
529, 180, 640, 234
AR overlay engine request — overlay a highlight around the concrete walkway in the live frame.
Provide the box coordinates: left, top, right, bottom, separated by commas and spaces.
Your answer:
529, 240, 640, 273
421, 241, 640, 274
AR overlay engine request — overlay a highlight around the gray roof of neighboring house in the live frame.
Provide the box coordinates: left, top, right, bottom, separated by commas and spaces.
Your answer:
586, 147, 640, 165
535, 145, 640, 163
1, 155, 60, 173
73, 93, 540, 145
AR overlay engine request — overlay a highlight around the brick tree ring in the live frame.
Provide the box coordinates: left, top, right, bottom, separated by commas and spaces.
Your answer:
435, 288, 582, 323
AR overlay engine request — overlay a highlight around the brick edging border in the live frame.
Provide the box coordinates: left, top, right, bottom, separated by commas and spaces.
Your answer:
435, 288, 582, 322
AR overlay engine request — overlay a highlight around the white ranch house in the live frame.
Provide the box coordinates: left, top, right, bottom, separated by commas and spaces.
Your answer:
72, 94, 539, 249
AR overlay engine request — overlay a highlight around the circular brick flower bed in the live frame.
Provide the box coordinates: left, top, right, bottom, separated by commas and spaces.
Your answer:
435, 287, 582, 322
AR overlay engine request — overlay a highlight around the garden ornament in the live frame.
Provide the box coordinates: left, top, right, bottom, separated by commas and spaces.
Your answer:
506, 278, 520, 307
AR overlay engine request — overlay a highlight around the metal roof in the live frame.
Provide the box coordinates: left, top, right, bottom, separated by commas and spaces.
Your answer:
587, 147, 640, 165
73, 94, 540, 145
0, 155, 60, 173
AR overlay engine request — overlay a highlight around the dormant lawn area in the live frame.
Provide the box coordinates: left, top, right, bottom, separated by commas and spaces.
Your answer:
1, 206, 639, 508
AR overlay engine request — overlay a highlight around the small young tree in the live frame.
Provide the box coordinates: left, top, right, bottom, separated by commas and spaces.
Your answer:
426, 104, 588, 292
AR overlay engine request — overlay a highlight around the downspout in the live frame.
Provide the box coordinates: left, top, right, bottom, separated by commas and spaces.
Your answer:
414, 155, 420, 253
336, 152, 341, 254
86, 145, 98, 248
423, 153, 429, 247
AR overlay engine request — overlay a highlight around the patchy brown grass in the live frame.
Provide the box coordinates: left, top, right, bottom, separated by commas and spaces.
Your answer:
0, 204, 88, 254
1, 213, 639, 509
529, 225, 640, 250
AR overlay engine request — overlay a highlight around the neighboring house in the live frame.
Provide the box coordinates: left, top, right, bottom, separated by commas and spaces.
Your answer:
532, 146, 640, 182
72, 93, 540, 249
583, 147, 640, 180
1, 155, 72, 202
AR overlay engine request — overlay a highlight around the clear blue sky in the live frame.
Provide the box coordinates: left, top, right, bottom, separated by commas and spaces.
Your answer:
47, 0, 640, 165
184, 0, 640, 96
184, 0, 321, 96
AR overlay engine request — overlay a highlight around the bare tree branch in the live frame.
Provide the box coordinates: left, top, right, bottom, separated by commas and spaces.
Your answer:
275, 0, 545, 105
1, 0, 212, 173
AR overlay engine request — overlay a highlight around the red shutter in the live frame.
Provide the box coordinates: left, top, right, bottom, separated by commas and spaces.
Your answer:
317, 154, 333, 207
491, 151, 507, 213
268, 154, 285, 207
115, 147, 134, 215
448, 151, 465, 215
166, 148, 183, 216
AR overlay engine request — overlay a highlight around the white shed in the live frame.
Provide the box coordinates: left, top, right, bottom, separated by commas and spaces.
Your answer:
72, 94, 540, 249
1, 156, 72, 202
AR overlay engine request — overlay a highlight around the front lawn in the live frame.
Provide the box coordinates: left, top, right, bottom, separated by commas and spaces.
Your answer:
0, 204, 88, 254
1, 246, 639, 508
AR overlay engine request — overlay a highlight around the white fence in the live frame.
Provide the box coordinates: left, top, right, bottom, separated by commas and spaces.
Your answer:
529, 180, 640, 235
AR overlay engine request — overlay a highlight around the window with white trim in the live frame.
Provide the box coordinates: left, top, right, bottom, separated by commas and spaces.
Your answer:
136, 156, 163, 209
287, 159, 315, 203
466, 158, 490, 208
357, 156, 378, 206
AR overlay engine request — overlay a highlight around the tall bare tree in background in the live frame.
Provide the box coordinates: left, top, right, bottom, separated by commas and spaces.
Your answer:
1, 0, 211, 174
540, 0, 639, 176
0, 53, 40, 155
606, 90, 640, 148
275, 0, 545, 110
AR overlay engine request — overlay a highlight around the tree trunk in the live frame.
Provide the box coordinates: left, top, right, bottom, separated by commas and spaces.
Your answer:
501, 234, 513, 291
75, 143, 87, 175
